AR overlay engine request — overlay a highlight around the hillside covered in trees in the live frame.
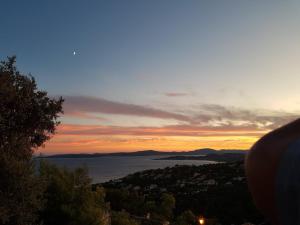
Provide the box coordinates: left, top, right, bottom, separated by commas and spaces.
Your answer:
101, 161, 263, 225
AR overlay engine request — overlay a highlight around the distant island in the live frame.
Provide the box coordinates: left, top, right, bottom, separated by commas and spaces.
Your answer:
42, 148, 248, 158
155, 153, 246, 162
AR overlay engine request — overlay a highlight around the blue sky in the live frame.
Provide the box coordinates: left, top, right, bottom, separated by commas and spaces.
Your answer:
1, 1, 300, 153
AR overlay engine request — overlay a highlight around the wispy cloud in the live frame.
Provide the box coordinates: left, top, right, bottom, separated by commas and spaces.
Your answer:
63, 96, 189, 121
45, 99, 300, 153
57, 123, 264, 137
192, 104, 298, 129
164, 92, 190, 97
62, 96, 299, 131
66, 111, 108, 121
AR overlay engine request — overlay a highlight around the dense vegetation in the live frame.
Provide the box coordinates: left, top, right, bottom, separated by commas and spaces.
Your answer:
0, 56, 63, 225
101, 161, 263, 225
39, 161, 110, 225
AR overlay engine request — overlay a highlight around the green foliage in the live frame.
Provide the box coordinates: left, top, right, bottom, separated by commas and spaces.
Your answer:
0, 56, 63, 155
105, 188, 176, 225
174, 210, 197, 225
159, 193, 175, 220
106, 189, 130, 211
104, 162, 263, 225
0, 56, 63, 225
105, 189, 146, 217
0, 154, 43, 225
39, 161, 110, 225
144, 201, 156, 213
111, 211, 140, 225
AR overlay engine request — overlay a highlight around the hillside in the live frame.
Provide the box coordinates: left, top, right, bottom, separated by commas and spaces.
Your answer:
100, 161, 262, 225
155, 153, 245, 162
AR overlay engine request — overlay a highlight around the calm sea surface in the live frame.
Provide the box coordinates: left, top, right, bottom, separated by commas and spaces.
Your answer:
44, 156, 214, 183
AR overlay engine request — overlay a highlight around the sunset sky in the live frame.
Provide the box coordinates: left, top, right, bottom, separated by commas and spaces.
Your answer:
1, 1, 300, 154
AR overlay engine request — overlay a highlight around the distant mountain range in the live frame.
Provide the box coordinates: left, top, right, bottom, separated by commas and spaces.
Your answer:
155, 153, 246, 162
42, 148, 248, 158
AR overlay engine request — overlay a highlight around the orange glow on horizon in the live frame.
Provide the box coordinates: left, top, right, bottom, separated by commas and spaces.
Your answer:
39, 123, 265, 154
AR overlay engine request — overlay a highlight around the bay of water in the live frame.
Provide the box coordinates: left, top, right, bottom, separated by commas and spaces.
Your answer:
45, 156, 214, 183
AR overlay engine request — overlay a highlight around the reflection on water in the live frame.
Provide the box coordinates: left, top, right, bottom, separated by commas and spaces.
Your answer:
44, 156, 214, 183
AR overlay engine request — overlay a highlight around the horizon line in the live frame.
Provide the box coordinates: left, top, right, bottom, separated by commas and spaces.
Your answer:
36, 148, 249, 156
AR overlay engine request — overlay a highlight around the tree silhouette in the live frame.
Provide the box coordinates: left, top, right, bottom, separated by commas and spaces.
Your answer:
39, 162, 110, 225
0, 56, 63, 225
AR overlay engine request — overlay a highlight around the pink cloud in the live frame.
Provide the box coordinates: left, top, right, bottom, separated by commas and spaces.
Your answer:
63, 96, 189, 121
61, 96, 300, 130
57, 123, 266, 137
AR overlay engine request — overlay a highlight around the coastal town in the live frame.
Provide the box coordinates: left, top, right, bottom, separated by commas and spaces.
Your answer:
101, 161, 263, 225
